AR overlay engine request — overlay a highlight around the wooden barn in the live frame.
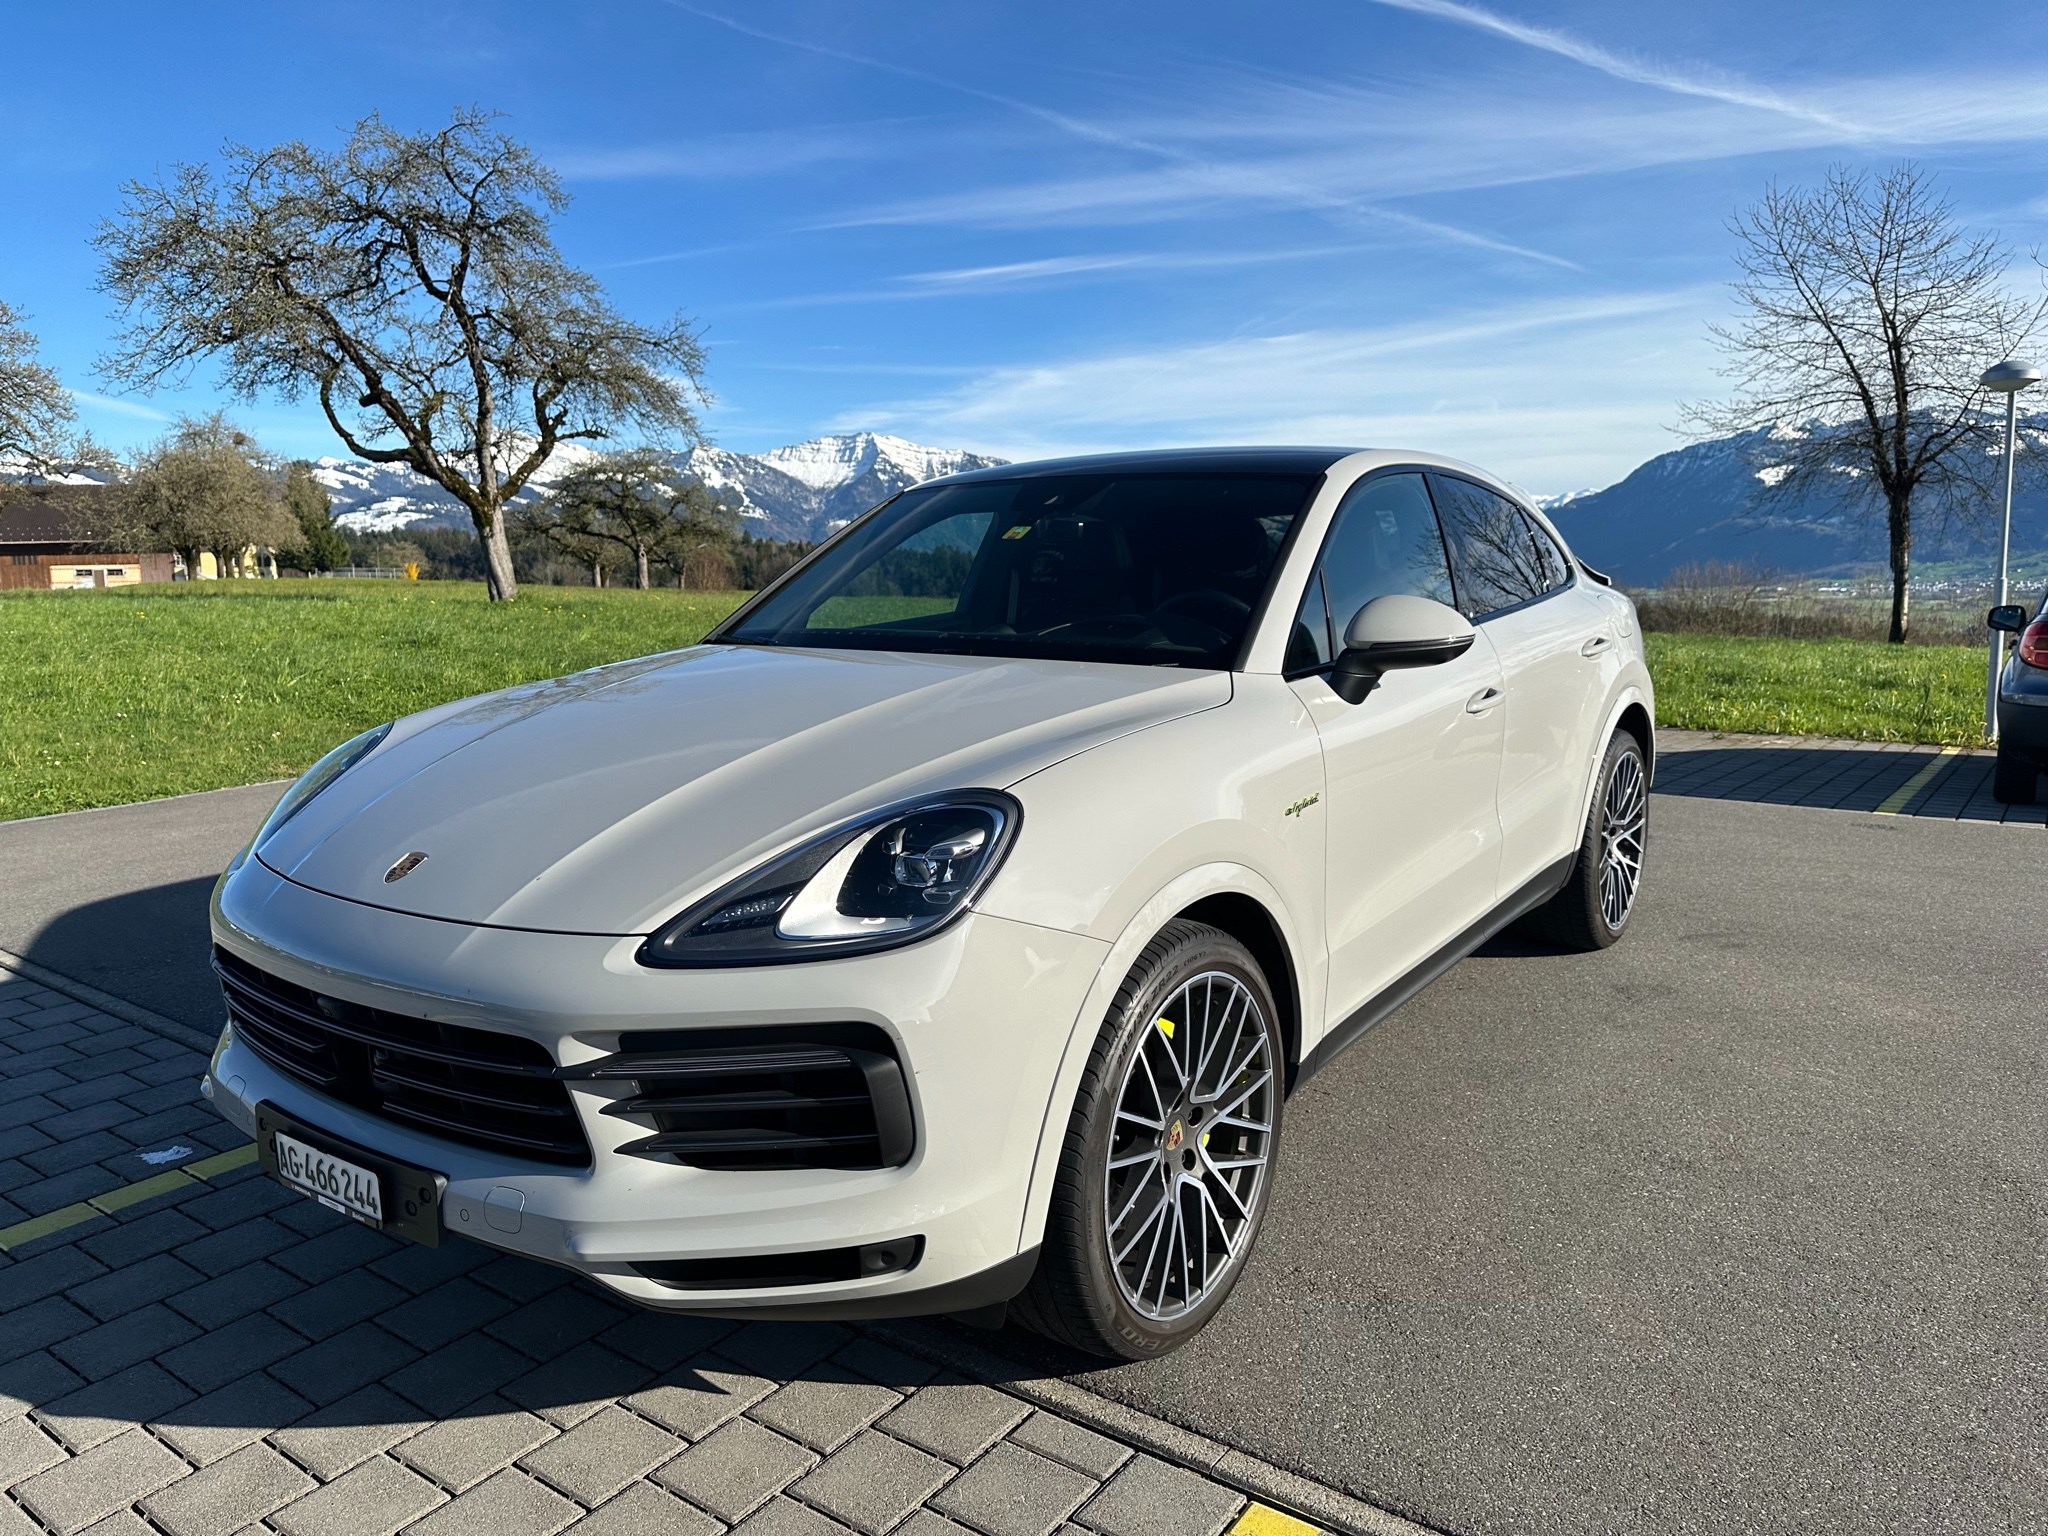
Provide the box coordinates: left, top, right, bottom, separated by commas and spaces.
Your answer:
0, 484, 174, 590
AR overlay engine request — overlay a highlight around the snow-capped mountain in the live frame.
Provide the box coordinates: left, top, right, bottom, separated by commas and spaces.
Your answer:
0, 456, 119, 487
1546, 419, 2048, 584
316, 433, 1006, 542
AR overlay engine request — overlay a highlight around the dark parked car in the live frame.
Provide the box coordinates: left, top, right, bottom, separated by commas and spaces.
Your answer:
1991, 589, 2048, 804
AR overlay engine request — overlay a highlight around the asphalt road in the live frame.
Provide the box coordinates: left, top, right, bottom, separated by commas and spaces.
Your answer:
1049, 793, 2045, 1536
1, 779, 2039, 1535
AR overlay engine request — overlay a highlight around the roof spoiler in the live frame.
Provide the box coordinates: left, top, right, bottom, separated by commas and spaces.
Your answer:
1577, 558, 1613, 587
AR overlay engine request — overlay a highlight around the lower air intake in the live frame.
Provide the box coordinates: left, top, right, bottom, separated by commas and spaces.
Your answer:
634, 1237, 923, 1290
572, 1024, 915, 1171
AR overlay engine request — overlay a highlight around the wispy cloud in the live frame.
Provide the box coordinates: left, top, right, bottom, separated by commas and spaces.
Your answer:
68, 390, 170, 422
1367, 208, 1579, 269
821, 52, 2048, 245
551, 125, 903, 181
762, 360, 995, 378
830, 181, 1578, 267
596, 240, 764, 272
723, 240, 1463, 311
900, 243, 1401, 288
1364, 0, 1867, 134
902, 255, 1148, 288
833, 288, 1723, 494
810, 62, 1806, 237
663, 0, 1577, 269
658, 2, 1183, 161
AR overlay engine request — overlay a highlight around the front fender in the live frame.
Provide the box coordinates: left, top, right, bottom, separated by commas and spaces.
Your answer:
1007, 861, 1322, 1257
980, 677, 1327, 1254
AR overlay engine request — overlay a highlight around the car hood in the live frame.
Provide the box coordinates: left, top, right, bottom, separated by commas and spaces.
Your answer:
254, 643, 1228, 934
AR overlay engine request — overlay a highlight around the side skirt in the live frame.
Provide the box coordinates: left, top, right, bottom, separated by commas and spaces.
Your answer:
1293, 852, 1576, 1089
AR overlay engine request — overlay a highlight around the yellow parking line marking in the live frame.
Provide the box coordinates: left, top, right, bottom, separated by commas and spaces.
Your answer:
1874, 746, 1962, 815
186, 1144, 260, 1180
0, 1207, 96, 1251
90, 1170, 199, 1215
1227, 1503, 1322, 1536
0, 1142, 258, 1253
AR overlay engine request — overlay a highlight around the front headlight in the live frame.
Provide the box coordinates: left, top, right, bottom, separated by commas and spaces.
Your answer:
637, 791, 1020, 968
253, 723, 392, 850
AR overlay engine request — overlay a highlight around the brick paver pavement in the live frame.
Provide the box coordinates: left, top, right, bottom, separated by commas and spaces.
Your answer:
0, 971, 1405, 1536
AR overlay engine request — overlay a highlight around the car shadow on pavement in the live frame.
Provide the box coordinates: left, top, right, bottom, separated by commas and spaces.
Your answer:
1472, 925, 1574, 959
19, 874, 227, 1034
5, 1202, 1092, 1441
1650, 742, 2014, 818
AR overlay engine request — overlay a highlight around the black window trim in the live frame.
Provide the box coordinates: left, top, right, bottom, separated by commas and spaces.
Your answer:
1422, 470, 1579, 625
1279, 464, 1460, 682
1281, 569, 1337, 682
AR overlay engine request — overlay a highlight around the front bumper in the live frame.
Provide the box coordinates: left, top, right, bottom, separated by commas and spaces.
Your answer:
207, 853, 1109, 1316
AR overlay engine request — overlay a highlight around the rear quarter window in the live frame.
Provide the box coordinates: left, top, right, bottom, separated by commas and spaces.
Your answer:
1428, 474, 1560, 618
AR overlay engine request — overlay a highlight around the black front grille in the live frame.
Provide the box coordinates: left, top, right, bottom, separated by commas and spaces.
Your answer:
570, 1024, 915, 1172
213, 947, 590, 1167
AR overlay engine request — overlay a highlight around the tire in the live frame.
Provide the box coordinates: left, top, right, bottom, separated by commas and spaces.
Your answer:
1528, 730, 1648, 951
1993, 745, 2040, 805
1013, 920, 1283, 1361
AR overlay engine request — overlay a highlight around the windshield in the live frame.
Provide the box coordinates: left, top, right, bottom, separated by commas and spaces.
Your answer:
716, 472, 1318, 668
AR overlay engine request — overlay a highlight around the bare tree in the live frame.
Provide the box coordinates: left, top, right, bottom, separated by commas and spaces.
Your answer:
94, 109, 709, 601
38, 431, 124, 483
519, 449, 737, 589
122, 413, 295, 577
0, 301, 80, 474
1689, 165, 2046, 643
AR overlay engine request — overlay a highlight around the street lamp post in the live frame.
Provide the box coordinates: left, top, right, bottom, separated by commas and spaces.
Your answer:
1979, 360, 2042, 741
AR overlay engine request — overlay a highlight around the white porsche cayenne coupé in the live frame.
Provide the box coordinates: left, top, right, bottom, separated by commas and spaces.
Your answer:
205, 448, 1652, 1359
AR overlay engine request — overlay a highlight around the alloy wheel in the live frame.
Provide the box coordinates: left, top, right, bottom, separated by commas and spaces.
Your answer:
1599, 749, 1647, 931
1103, 970, 1275, 1321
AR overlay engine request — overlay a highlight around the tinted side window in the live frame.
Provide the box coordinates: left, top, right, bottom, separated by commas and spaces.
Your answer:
1315, 474, 1455, 644
1429, 475, 1550, 617
1527, 515, 1573, 594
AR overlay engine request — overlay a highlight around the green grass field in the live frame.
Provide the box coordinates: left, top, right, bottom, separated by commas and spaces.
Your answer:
1644, 632, 1988, 746
0, 581, 1993, 819
1, 581, 745, 819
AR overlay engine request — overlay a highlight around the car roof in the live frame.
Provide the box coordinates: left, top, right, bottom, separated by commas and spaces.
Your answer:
928, 447, 1363, 483
923, 447, 1542, 510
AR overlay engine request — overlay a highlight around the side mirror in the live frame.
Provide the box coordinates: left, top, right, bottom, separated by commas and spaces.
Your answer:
1330, 595, 1476, 705
1989, 604, 2029, 634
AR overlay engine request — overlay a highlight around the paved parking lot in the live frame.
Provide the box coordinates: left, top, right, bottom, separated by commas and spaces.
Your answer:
2, 730, 2042, 1536
0, 971, 1389, 1536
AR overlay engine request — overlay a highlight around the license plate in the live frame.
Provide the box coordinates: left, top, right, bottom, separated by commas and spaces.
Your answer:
254, 1104, 445, 1247
274, 1132, 385, 1226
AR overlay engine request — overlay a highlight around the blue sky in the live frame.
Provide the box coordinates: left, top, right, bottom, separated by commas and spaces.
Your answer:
7, 0, 2048, 496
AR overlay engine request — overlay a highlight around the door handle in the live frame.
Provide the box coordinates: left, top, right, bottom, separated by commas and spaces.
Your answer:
1580, 634, 1614, 657
1466, 686, 1503, 714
